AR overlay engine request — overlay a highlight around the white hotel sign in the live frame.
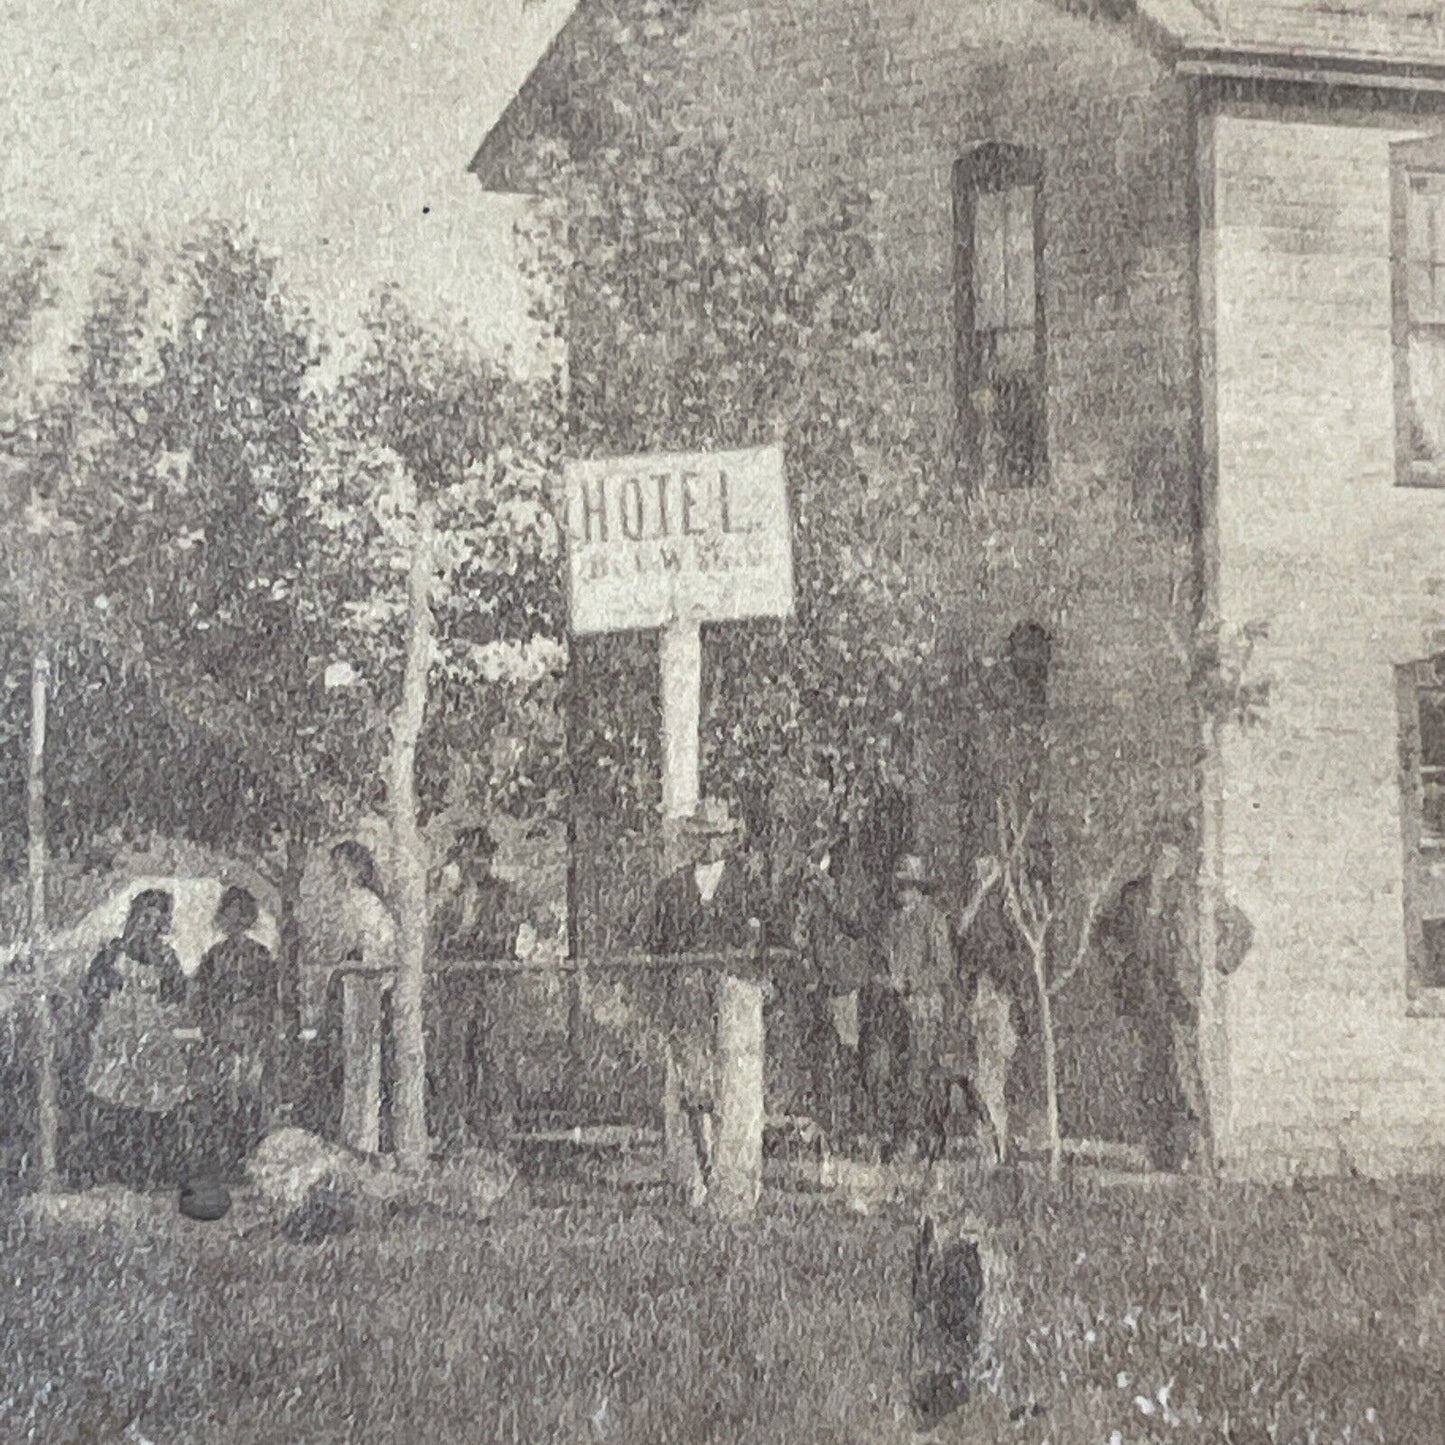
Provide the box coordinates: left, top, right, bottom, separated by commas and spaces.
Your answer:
563, 444, 794, 635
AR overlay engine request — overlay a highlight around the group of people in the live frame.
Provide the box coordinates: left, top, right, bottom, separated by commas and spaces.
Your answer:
646, 796, 1232, 1188
76, 883, 278, 1191
61, 797, 1241, 1194
645, 798, 1031, 1182
69, 824, 529, 1191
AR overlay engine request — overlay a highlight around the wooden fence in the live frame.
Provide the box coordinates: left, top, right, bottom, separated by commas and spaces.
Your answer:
2, 947, 799, 1216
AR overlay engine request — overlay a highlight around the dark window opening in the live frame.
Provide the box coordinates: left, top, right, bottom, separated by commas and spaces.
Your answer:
1006, 621, 1053, 731
954, 143, 1048, 489
1421, 919, 1445, 991
963, 621, 1054, 888
1396, 652, 1445, 996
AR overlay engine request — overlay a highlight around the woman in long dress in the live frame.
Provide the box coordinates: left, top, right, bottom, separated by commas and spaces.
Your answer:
191, 886, 280, 1178
80, 889, 194, 1188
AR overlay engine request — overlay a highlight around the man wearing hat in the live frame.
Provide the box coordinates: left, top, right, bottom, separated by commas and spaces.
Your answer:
863, 853, 956, 1162
430, 824, 528, 1143
647, 798, 762, 957
647, 797, 767, 1199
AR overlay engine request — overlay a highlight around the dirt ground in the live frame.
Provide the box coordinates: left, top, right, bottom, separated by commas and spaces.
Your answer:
2, 1167, 1442, 1444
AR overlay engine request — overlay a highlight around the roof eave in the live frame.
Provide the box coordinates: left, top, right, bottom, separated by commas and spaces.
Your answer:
469, 140, 539, 197
1176, 44, 1445, 96
470, 108, 547, 196
1126, 0, 1223, 59
469, 4, 583, 195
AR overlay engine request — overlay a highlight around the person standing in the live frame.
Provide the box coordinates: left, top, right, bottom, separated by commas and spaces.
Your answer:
432, 825, 527, 963
190, 886, 279, 1180
80, 889, 194, 1189
786, 828, 877, 1147
330, 841, 397, 964
1096, 838, 1204, 1171
430, 825, 527, 1144
864, 854, 956, 1162
646, 798, 766, 1204
300, 841, 398, 1033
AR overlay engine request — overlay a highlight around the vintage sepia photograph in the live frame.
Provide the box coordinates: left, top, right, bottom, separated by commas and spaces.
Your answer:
3, 1, 1444, 1440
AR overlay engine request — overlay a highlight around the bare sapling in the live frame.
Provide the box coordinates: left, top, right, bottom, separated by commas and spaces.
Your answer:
996, 795, 1118, 1183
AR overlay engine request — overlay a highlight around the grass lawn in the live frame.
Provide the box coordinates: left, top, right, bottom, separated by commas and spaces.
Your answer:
1, 1168, 1442, 1444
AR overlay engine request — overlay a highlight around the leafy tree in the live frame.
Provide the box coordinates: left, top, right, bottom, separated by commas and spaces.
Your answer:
295, 292, 565, 1168
1, 232, 348, 1063
6, 227, 566, 1173
16, 231, 562, 877
50, 231, 332, 815
939, 474, 1196, 1166
947, 475, 1273, 1174
995, 793, 1124, 1183
55, 233, 568, 837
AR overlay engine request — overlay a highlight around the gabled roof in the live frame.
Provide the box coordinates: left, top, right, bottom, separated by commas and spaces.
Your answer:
474, 0, 1445, 189
1136, 0, 1445, 75
468, 1, 577, 191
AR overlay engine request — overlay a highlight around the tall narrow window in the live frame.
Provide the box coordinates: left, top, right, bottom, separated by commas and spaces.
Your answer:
955, 144, 1047, 488
1397, 653, 1445, 1000
1392, 135, 1445, 487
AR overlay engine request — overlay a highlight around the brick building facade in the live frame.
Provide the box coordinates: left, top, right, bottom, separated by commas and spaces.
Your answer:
476, 0, 1445, 1176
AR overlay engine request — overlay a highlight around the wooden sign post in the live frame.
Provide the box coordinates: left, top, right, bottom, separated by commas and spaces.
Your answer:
658, 618, 705, 1197
565, 444, 794, 1218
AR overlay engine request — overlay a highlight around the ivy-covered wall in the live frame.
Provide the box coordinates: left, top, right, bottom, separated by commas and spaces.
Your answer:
478, 0, 1205, 1142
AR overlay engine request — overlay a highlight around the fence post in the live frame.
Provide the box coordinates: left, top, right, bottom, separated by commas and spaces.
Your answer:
709, 972, 765, 1219
340, 970, 386, 1155
28, 642, 58, 1192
